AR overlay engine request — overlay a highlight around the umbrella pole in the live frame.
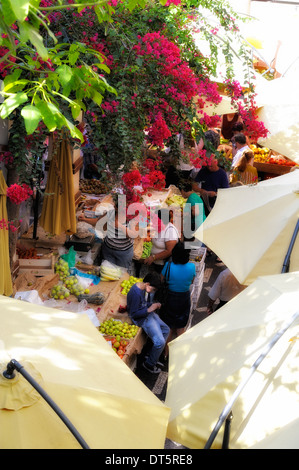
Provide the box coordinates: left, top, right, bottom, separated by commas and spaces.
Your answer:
282, 219, 299, 273
204, 309, 299, 449
3, 359, 90, 449
32, 189, 39, 240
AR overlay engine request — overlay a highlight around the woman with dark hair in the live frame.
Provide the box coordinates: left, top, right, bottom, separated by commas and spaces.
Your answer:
143, 208, 179, 273
180, 180, 206, 240
160, 242, 196, 356
78, 196, 135, 269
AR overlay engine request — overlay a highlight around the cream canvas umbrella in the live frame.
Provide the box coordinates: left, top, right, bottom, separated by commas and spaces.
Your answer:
194, 170, 299, 286
195, 94, 238, 118
0, 295, 170, 449
165, 271, 299, 449
255, 75, 299, 165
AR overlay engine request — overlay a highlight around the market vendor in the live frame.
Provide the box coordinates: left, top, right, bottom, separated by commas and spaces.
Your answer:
82, 145, 101, 180
180, 180, 206, 243
221, 113, 240, 141
192, 155, 229, 215
143, 208, 180, 274
78, 198, 137, 270
231, 133, 250, 168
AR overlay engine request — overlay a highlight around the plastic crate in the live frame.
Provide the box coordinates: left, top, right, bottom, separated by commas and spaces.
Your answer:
190, 263, 205, 310
189, 247, 206, 273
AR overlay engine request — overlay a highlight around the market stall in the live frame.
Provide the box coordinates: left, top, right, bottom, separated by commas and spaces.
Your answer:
219, 141, 297, 180
251, 145, 297, 179
13, 173, 206, 371
12, 263, 145, 370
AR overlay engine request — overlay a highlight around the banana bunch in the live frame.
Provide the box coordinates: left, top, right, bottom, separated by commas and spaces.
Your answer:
100, 264, 122, 281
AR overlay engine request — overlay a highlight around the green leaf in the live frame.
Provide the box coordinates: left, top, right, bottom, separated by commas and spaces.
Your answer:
56, 64, 74, 88
3, 79, 29, 93
21, 104, 42, 134
46, 102, 65, 128
19, 21, 48, 60
3, 69, 22, 87
0, 92, 28, 119
71, 102, 81, 120
69, 51, 80, 66
127, 0, 139, 12
61, 116, 83, 142
2, 0, 29, 25
35, 101, 57, 132
90, 90, 103, 107
94, 63, 110, 74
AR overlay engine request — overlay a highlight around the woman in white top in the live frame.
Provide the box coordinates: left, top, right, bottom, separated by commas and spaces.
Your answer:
143, 209, 180, 273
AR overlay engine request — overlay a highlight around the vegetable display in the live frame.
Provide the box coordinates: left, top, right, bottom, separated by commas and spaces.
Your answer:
141, 241, 152, 259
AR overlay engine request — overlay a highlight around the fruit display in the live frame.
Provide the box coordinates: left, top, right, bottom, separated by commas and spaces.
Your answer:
267, 155, 296, 166
120, 276, 143, 295
17, 247, 41, 259
99, 318, 139, 338
250, 144, 270, 162
50, 284, 70, 299
64, 276, 87, 296
104, 336, 129, 359
250, 144, 297, 167
54, 258, 70, 281
100, 263, 122, 281
165, 194, 187, 208
77, 292, 106, 305
79, 179, 107, 194
141, 241, 152, 259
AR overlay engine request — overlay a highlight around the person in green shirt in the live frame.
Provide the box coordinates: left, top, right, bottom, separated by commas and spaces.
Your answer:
180, 181, 206, 243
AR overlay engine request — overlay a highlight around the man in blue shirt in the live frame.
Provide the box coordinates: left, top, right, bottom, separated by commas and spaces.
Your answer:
193, 156, 229, 215
127, 272, 170, 374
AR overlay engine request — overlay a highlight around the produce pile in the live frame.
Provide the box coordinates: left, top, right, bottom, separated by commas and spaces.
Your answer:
50, 284, 70, 300
65, 275, 88, 296
120, 276, 143, 295
54, 258, 70, 281
141, 241, 152, 259
251, 145, 296, 166
267, 155, 297, 166
100, 263, 122, 281
250, 144, 270, 162
79, 179, 107, 194
17, 246, 41, 259
53, 259, 95, 299
104, 336, 129, 359
165, 194, 186, 208
99, 318, 139, 338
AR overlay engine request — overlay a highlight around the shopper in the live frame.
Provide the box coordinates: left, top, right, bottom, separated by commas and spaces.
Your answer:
160, 242, 196, 355
207, 267, 246, 314
231, 133, 250, 168
127, 272, 170, 374
230, 150, 258, 185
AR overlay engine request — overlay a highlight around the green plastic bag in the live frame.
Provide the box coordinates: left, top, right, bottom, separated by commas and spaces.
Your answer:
61, 246, 76, 268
